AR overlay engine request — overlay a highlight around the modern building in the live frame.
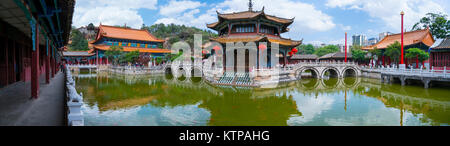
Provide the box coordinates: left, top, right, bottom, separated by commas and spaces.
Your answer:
379, 32, 392, 41
362, 28, 435, 67
352, 34, 367, 46
367, 38, 378, 46
429, 38, 450, 68
206, 5, 302, 73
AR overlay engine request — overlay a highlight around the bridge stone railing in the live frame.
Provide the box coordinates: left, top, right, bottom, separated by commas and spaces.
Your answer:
65, 66, 84, 126
381, 66, 450, 78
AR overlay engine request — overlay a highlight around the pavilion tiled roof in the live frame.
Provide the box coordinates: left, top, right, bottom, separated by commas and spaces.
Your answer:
290, 54, 318, 60
207, 9, 294, 32
432, 37, 450, 49
362, 28, 435, 50
93, 45, 171, 53
93, 25, 164, 43
210, 34, 302, 47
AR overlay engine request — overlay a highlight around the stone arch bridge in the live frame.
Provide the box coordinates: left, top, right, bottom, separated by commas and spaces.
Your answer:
289, 62, 362, 79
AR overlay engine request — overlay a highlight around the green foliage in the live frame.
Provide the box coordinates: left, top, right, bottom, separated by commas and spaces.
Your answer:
351, 48, 368, 62
384, 41, 401, 64
405, 48, 429, 62
141, 23, 218, 47
412, 13, 450, 39
368, 47, 382, 58
314, 45, 339, 57
69, 28, 89, 51
298, 44, 315, 54
120, 50, 140, 64
105, 46, 123, 65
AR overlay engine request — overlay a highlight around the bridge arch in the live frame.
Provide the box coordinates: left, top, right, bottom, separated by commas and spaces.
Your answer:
321, 67, 340, 79
295, 67, 320, 79
342, 66, 359, 78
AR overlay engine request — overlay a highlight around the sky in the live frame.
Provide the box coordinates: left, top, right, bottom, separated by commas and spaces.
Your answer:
72, 0, 450, 45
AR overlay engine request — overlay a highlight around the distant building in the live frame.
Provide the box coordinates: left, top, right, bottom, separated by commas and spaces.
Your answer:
367, 38, 378, 46
379, 32, 392, 41
352, 34, 367, 46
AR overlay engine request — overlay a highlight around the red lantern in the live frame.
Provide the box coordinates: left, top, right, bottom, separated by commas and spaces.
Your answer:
259, 44, 267, 50
292, 48, 298, 53
213, 45, 221, 51
288, 52, 294, 56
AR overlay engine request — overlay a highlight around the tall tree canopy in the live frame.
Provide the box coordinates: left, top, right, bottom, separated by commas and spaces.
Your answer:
69, 28, 89, 51
412, 13, 450, 39
141, 23, 218, 48
314, 45, 339, 57
384, 41, 401, 65
298, 44, 315, 54
351, 48, 368, 63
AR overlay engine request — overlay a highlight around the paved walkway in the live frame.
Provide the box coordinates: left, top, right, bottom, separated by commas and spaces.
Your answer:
0, 72, 65, 126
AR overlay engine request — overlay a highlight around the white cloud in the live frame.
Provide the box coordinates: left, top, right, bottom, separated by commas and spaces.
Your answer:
73, 0, 158, 29
325, 0, 448, 31
154, 0, 336, 34
159, 0, 206, 16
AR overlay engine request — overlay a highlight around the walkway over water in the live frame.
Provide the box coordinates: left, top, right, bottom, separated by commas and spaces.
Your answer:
380, 67, 450, 88
0, 73, 65, 126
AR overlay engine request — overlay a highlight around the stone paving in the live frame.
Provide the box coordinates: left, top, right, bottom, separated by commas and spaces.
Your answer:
0, 72, 65, 126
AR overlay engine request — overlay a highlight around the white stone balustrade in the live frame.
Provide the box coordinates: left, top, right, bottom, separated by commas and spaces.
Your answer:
65, 66, 84, 126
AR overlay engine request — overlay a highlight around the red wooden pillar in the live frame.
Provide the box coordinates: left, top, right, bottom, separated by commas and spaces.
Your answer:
5, 38, 9, 85
31, 22, 40, 99
45, 39, 50, 84
382, 55, 385, 66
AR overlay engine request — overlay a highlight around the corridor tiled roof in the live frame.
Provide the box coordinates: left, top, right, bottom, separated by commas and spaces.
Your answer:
291, 54, 318, 60
63, 51, 94, 57
432, 38, 450, 49
362, 28, 435, 50
319, 52, 352, 59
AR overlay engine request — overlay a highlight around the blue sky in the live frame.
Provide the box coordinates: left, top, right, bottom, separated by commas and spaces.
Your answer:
73, 0, 449, 45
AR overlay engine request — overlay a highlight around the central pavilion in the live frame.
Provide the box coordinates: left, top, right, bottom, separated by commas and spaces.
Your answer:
206, 4, 302, 73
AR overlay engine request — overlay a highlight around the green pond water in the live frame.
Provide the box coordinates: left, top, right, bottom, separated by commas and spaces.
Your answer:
73, 72, 450, 126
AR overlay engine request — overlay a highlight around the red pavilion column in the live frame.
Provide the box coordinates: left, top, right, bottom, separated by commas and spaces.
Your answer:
31, 22, 40, 99
400, 11, 405, 68
45, 39, 50, 84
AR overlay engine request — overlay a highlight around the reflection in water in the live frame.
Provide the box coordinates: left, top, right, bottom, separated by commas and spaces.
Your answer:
74, 72, 450, 126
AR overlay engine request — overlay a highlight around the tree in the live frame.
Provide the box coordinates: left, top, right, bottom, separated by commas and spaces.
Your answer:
69, 28, 89, 51
298, 44, 315, 54
120, 50, 140, 64
368, 47, 382, 67
412, 13, 450, 39
314, 45, 339, 57
105, 46, 123, 65
141, 23, 218, 48
384, 41, 401, 66
351, 48, 368, 63
405, 48, 429, 68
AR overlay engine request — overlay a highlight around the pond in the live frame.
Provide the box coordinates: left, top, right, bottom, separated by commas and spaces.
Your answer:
73, 72, 450, 126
